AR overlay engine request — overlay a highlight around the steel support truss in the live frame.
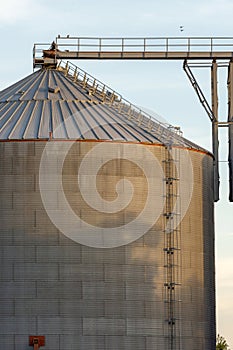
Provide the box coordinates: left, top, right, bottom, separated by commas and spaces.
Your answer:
184, 59, 233, 201
33, 36, 233, 201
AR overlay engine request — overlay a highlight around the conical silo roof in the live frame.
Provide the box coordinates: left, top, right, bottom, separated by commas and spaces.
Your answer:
0, 61, 203, 150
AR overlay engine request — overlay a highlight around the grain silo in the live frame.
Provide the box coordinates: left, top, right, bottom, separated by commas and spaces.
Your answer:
0, 59, 215, 350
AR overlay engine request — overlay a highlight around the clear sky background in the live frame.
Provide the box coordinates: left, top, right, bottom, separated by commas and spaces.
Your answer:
0, 0, 233, 347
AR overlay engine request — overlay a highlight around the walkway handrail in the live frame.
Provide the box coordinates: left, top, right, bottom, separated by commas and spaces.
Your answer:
33, 36, 233, 68
54, 36, 233, 53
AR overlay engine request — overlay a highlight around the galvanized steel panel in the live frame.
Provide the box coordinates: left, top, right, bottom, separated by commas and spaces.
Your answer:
0, 281, 36, 298
104, 300, 145, 317
59, 335, 105, 350
105, 336, 146, 350
127, 318, 163, 336
38, 317, 83, 335
59, 264, 104, 281
37, 281, 82, 299
83, 318, 126, 336
60, 300, 104, 317
15, 300, 59, 316
82, 281, 125, 300
0, 317, 36, 335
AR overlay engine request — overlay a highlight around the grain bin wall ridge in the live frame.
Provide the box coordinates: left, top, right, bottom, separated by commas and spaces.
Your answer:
0, 63, 215, 350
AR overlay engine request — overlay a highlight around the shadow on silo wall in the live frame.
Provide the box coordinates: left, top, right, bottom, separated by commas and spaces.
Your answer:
202, 154, 216, 350
0, 141, 167, 350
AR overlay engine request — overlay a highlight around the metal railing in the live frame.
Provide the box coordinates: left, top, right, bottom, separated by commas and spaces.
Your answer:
57, 60, 122, 103
57, 60, 185, 143
33, 36, 233, 66
55, 36, 233, 53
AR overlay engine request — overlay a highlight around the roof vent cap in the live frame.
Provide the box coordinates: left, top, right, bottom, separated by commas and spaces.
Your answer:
48, 86, 60, 94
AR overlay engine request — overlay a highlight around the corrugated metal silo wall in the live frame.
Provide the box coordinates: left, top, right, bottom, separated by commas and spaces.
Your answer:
0, 141, 215, 350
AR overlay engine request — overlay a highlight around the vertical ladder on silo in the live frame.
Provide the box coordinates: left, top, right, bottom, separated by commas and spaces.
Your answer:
163, 138, 182, 350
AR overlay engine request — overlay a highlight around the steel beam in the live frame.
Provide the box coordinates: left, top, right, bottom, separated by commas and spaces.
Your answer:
47, 51, 233, 61
211, 61, 220, 202
228, 60, 233, 201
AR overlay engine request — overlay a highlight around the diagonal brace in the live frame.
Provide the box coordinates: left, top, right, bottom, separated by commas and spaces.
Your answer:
183, 59, 219, 201
183, 59, 215, 122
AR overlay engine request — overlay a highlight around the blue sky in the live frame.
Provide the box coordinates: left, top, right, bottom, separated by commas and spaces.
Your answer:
1, 0, 233, 347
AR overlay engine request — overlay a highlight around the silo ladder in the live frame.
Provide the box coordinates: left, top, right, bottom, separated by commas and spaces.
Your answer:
163, 141, 182, 350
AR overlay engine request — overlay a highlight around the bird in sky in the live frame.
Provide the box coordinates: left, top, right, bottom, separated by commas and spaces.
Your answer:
180, 25, 184, 32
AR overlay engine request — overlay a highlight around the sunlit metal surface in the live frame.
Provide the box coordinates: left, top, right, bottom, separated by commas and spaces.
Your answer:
0, 66, 204, 151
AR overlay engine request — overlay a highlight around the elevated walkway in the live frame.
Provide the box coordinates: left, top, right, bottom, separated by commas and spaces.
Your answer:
33, 36, 233, 68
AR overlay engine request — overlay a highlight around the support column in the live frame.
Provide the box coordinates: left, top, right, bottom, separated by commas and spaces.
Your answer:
211, 60, 220, 202
228, 60, 233, 201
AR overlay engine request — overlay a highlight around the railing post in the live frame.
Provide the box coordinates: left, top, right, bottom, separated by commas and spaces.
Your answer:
166, 38, 169, 52
188, 38, 190, 52
73, 67, 77, 82
33, 45, 35, 69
